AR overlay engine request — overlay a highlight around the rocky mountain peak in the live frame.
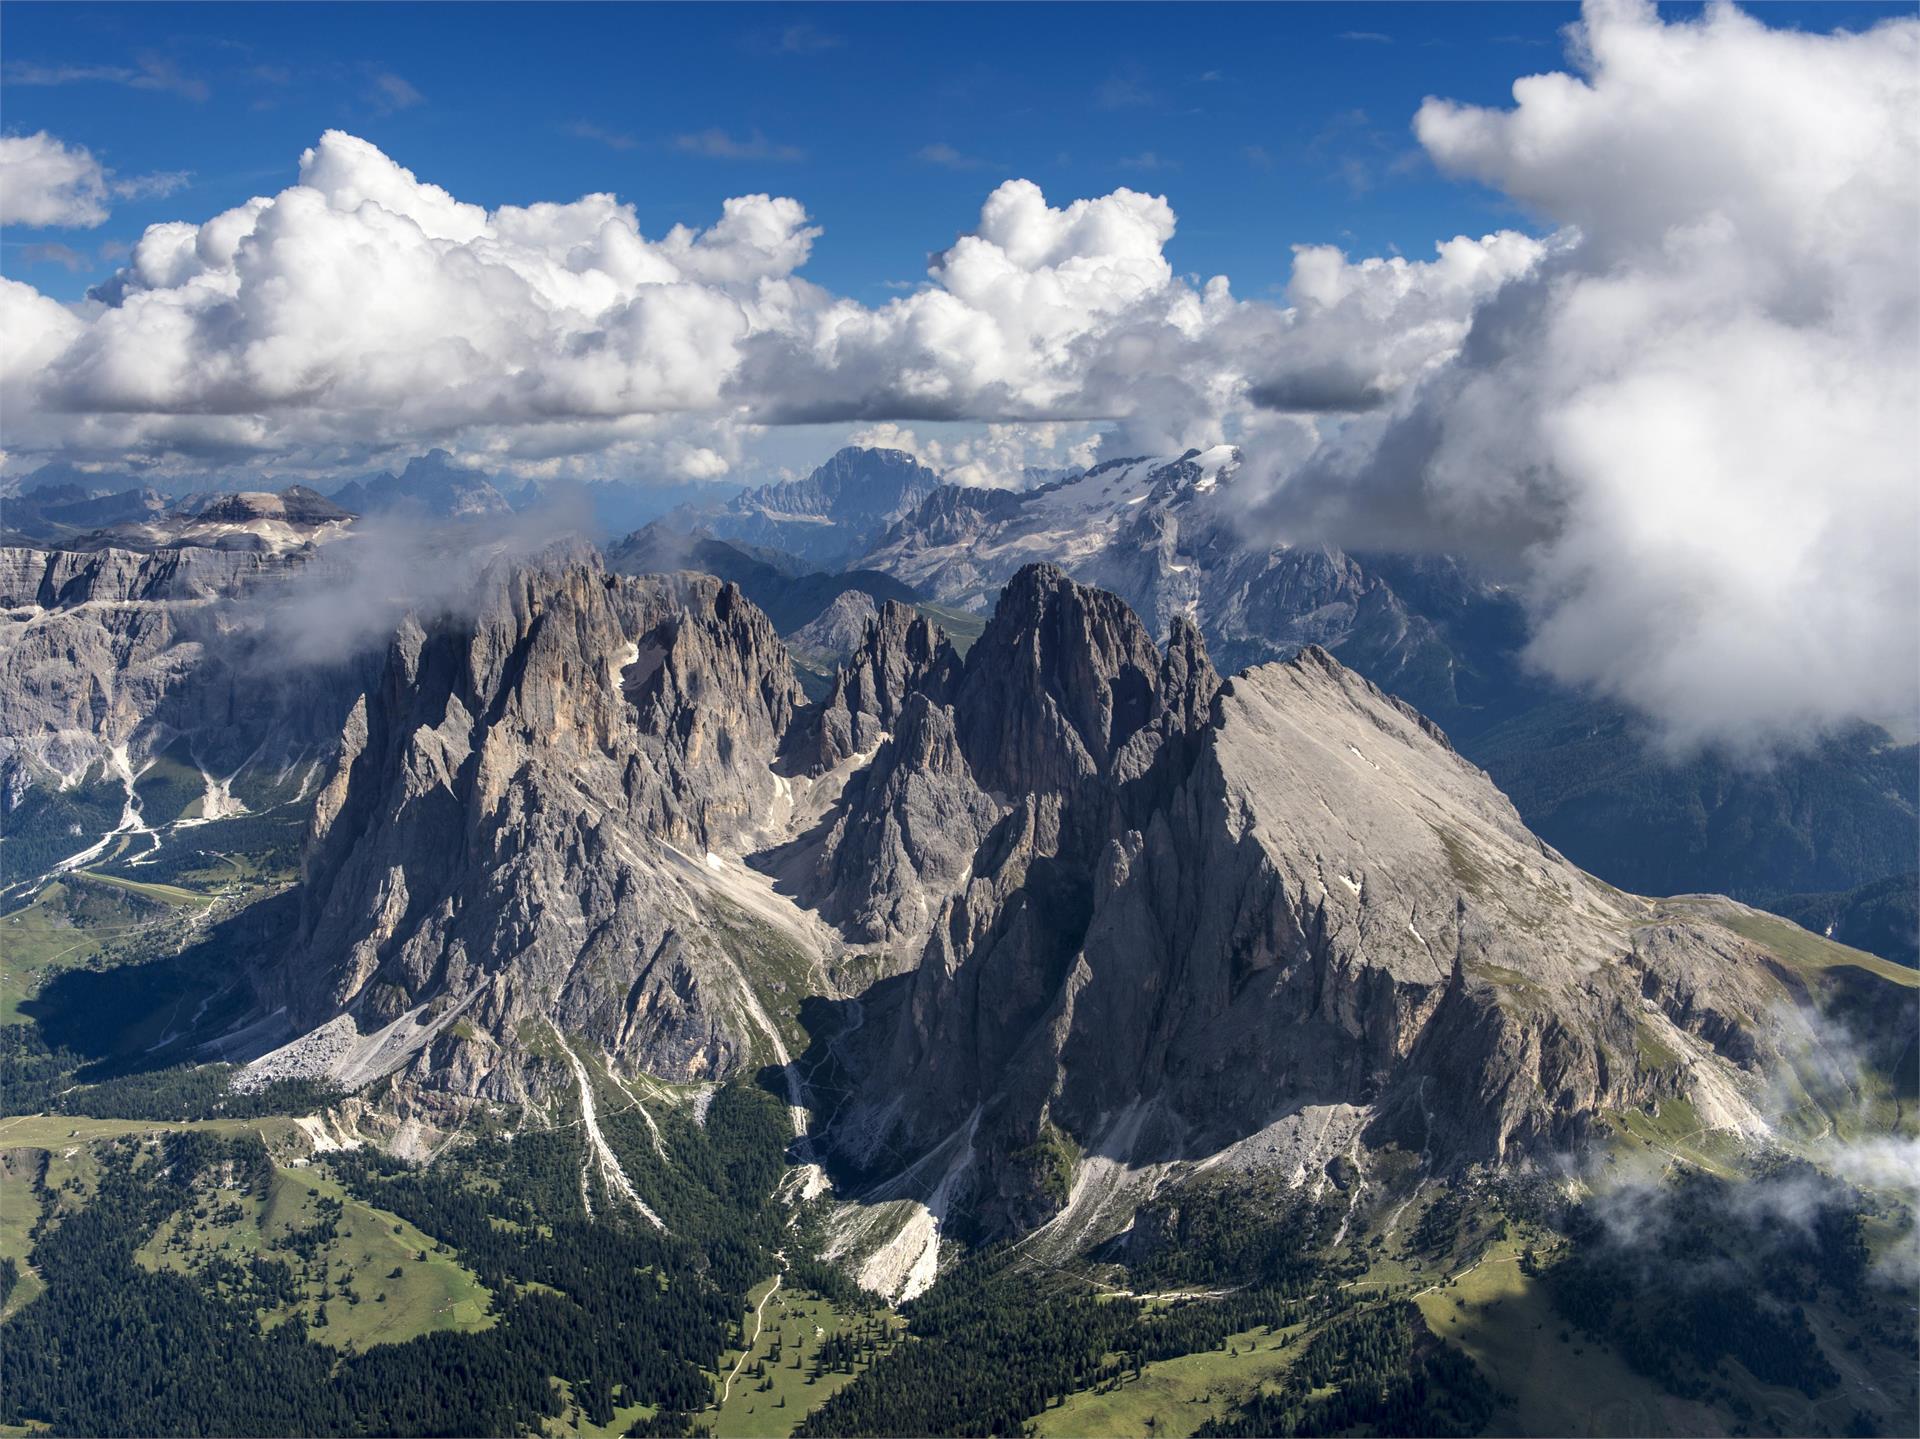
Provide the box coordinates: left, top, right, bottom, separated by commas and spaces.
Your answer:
783, 589, 880, 658
804, 447, 942, 512
953, 563, 1183, 800
1287, 642, 1457, 753
798, 598, 961, 774
811, 610, 1889, 1253
272, 546, 814, 1097
730, 447, 941, 525
50, 536, 1890, 1324
676, 447, 946, 569
625, 577, 804, 786
1158, 613, 1220, 732
780, 686, 1004, 951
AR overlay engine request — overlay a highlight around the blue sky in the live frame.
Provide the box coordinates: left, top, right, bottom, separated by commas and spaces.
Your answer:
4, 1, 1903, 303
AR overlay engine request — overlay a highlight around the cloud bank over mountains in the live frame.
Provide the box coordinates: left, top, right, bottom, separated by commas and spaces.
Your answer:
3, 0, 1915, 750
1255, 0, 1919, 753
0, 120, 1533, 479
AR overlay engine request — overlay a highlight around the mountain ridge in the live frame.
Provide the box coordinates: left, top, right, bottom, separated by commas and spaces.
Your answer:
142, 554, 1907, 1306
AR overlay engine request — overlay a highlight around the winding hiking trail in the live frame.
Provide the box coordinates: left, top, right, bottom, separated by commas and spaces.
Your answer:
721, 1265, 785, 1404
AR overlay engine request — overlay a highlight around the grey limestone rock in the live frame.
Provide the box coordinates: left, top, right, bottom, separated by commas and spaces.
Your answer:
796, 599, 962, 776
277, 545, 810, 1103
822, 569, 1868, 1239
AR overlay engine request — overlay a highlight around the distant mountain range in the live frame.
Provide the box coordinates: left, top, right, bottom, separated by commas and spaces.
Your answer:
6, 440, 1911, 939
2, 483, 353, 555
0, 482, 172, 547
329, 450, 513, 520
648, 445, 1920, 925
662, 446, 943, 569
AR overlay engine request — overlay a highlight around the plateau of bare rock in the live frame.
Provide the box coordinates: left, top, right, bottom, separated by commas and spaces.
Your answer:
3, 485, 356, 556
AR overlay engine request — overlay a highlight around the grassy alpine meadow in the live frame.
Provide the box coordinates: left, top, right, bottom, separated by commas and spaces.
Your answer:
706, 1274, 905, 1437
134, 1158, 497, 1351
1030, 1316, 1312, 1439
0, 875, 208, 1023
0, 1113, 311, 1152
0, 1116, 314, 1326
1415, 1232, 1730, 1438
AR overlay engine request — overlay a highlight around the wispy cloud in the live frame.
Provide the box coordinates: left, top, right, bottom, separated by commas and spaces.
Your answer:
1305, 106, 1400, 195
672, 128, 804, 162
4, 52, 209, 102
1338, 31, 1393, 45
1095, 67, 1157, 111
567, 121, 639, 152
776, 22, 843, 54
18, 241, 92, 272
111, 170, 191, 201
1119, 150, 1177, 173
367, 71, 425, 114
1243, 144, 1275, 172
915, 142, 990, 171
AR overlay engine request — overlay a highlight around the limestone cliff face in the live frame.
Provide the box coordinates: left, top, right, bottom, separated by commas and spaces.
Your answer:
0, 546, 324, 765
758, 574, 1226, 978
821, 570, 1848, 1242
791, 693, 1003, 950
1042, 648, 1649, 1165
0, 544, 362, 859
188, 552, 1895, 1270
954, 564, 1178, 808
278, 546, 808, 1102
0, 545, 301, 608
797, 600, 961, 775
835, 569, 1223, 1170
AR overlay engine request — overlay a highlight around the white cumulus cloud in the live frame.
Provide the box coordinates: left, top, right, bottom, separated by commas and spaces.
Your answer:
1256, 0, 1920, 752
1, 131, 112, 227
9, 137, 1510, 473
0, 130, 192, 228
844, 420, 1103, 488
